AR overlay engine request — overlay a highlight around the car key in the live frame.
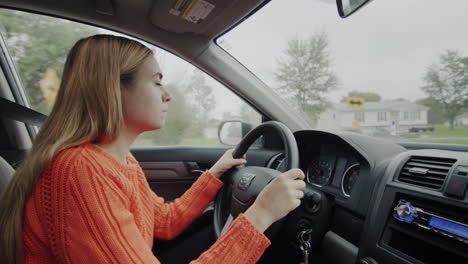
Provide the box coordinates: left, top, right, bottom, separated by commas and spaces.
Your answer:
298, 229, 312, 264
300, 245, 309, 264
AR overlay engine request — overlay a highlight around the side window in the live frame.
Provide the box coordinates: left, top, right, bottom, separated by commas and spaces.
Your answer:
0, 9, 99, 114
0, 9, 262, 147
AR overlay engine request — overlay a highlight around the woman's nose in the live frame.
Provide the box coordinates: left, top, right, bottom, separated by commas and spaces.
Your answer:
163, 87, 171, 102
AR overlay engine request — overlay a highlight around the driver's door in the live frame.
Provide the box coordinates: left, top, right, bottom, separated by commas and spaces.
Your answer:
131, 145, 279, 202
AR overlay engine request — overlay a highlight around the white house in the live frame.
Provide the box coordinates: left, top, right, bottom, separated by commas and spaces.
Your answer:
317, 101, 429, 135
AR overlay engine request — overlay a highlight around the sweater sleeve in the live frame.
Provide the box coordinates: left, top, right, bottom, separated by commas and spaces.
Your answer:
51, 158, 159, 263
151, 169, 271, 263
190, 214, 271, 263
152, 170, 223, 240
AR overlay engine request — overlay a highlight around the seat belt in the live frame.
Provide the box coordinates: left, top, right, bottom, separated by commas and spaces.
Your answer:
0, 97, 47, 126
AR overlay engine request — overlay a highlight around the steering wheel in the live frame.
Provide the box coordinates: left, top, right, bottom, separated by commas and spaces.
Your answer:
213, 121, 300, 237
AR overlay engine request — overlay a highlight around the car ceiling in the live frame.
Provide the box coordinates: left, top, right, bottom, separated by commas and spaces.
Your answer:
0, 0, 265, 60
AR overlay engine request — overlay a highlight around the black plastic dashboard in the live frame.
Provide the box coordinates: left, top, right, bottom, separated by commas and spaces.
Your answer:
278, 130, 468, 264
294, 130, 405, 218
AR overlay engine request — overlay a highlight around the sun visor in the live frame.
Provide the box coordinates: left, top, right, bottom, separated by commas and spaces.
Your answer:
149, 0, 265, 37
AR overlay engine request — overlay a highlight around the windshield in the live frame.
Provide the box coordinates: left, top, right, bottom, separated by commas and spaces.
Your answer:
219, 0, 468, 145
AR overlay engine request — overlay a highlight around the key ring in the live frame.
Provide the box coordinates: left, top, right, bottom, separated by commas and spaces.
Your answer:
299, 229, 312, 243
298, 229, 312, 251
298, 229, 313, 264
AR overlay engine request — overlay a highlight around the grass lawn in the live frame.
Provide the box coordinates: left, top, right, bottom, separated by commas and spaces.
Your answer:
421, 125, 468, 137
419, 139, 468, 144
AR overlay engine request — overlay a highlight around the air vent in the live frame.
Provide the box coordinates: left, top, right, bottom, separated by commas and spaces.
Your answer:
399, 156, 456, 189
268, 153, 284, 170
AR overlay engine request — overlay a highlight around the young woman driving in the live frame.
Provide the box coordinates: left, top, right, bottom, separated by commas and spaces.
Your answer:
0, 35, 305, 264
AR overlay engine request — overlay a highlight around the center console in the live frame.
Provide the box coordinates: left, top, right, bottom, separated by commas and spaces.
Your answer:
358, 150, 468, 264
392, 200, 467, 244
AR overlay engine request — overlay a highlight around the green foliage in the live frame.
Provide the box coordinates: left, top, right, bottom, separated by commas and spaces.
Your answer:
240, 105, 261, 124
420, 139, 468, 144
421, 50, 468, 129
421, 125, 468, 140
0, 10, 99, 114
341, 91, 381, 102
182, 69, 216, 137
462, 57, 468, 67
416, 97, 446, 124
274, 31, 338, 120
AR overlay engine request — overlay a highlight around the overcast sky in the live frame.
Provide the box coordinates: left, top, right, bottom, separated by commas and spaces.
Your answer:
219, 0, 468, 103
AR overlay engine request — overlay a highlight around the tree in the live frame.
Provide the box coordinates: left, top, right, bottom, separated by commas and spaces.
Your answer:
389, 98, 407, 102
462, 57, 468, 66
421, 50, 468, 129
0, 10, 99, 113
239, 105, 261, 125
416, 97, 446, 125
341, 91, 381, 102
183, 69, 216, 137
274, 31, 338, 120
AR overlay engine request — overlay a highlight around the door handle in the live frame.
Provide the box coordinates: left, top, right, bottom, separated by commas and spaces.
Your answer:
191, 169, 204, 175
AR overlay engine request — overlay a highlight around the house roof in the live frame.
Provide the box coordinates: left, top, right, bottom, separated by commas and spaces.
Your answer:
331, 101, 429, 112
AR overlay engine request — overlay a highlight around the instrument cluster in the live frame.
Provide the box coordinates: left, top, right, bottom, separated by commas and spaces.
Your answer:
303, 143, 363, 197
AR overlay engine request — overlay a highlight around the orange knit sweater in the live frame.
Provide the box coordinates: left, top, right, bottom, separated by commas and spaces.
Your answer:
22, 143, 270, 263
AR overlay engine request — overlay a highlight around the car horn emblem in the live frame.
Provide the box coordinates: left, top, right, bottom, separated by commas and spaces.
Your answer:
239, 172, 256, 190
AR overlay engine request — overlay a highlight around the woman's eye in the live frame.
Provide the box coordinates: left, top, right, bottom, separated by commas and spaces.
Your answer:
155, 82, 162, 86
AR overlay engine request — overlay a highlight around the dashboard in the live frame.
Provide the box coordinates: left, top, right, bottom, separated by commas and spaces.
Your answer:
302, 142, 363, 198
267, 130, 468, 264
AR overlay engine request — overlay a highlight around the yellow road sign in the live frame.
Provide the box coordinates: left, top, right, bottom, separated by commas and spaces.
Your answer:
352, 120, 360, 128
347, 96, 365, 109
39, 68, 60, 108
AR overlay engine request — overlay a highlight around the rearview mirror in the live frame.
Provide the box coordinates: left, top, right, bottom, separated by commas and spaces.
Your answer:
336, 0, 372, 18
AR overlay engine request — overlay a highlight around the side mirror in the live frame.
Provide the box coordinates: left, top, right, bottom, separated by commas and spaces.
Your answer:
336, 0, 372, 18
218, 120, 262, 146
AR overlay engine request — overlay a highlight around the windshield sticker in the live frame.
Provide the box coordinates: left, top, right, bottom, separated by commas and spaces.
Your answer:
169, 0, 192, 16
169, 0, 214, 24
182, 0, 215, 24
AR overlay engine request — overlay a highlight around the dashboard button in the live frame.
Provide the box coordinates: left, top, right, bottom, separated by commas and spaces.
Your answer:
393, 201, 416, 223
454, 166, 468, 176
444, 175, 468, 198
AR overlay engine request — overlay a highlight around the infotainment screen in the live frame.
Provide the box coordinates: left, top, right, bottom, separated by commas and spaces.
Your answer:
429, 216, 468, 239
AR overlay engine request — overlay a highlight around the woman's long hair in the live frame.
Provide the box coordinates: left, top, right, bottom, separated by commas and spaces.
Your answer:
0, 34, 152, 264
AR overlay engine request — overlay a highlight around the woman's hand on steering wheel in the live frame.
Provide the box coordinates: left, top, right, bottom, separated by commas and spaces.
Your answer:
209, 149, 247, 178
244, 168, 305, 232
213, 121, 301, 238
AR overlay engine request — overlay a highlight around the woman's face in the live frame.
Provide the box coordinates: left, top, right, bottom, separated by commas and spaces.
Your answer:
122, 56, 171, 134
